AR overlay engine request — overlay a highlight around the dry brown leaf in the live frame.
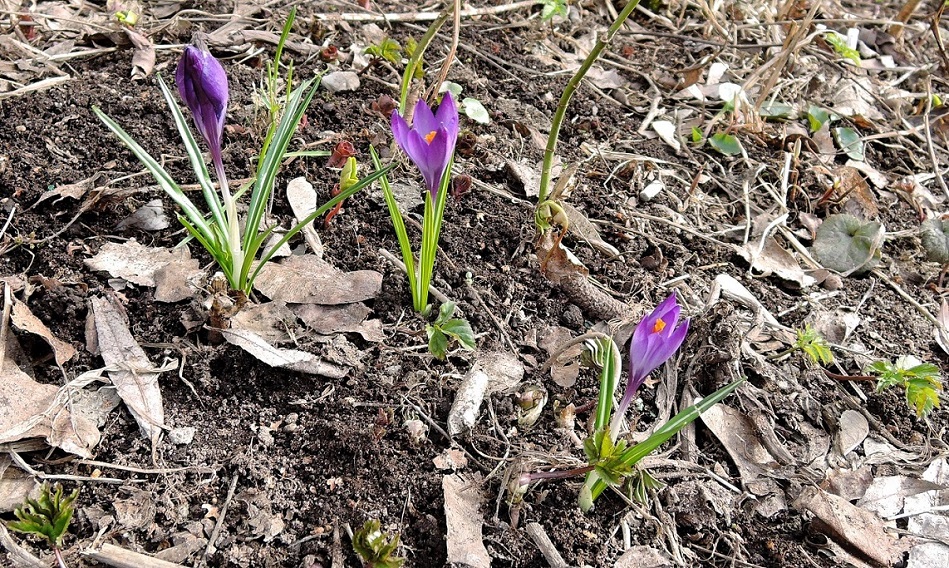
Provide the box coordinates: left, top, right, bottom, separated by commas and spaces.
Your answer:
0, 455, 38, 513
230, 301, 297, 344
253, 255, 382, 305
91, 296, 166, 446
443, 473, 490, 568
834, 165, 879, 219
448, 352, 523, 436
538, 325, 582, 388
701, 402, 787, 517
794, 486, 909, 566
115, 198, 169, 231
125, 28, 155, 79
291, 302, 384, 342
10, 297, 76, 367
562, 202, 621, 257
86, 240, 204, 302
740, 237, 816, 288
0, 337, 102, 457
219, 327, 348, 379
286, 177, 323, 257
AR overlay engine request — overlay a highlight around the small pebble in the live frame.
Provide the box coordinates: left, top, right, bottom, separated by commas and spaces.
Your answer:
168, 427, 196, 445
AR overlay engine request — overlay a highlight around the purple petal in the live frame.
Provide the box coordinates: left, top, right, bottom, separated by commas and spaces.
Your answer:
391, 110, 412, 148
435, 93, 459, 133
412, 97, 438, 136
176, 44, 228, 155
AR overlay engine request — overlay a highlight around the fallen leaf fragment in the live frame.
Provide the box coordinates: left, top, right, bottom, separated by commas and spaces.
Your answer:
254, 255, 382, 305
219, 327, 348, 378
116, 198, 169, 231
905, 460, 949, 568
0, 338, 102, 457
286, 177, 323, 258
858, 475, 945, 518
740, 236, 816, 288
85, 240, 204, 302
10, 297, 76, 367
448, 351, 523, 436
0, 455, 38, 513
291, 302, 384, 342
562, 202, 621, 257
794, 486, 909, 566
443, 474, 490, 568
614, 545, 674, 568
230, 301, 296, 344
91, 296, 167, 446
126, 28, 155, 79
701, 402, 787, 517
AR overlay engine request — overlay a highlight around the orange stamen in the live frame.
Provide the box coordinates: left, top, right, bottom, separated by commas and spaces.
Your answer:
424, 131, 437, 144
652, 318, 666, 333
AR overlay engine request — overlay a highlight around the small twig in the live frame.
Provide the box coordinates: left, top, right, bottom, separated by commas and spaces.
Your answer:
76, 459, 216, 475
923, 78, 949, 201
427, 0, 461, 102
83, 543, 187, 568
822, 369, 876, 383
525, 523, 569, 568
201, 475, 239, 566
0, 281, 11, 371
312, 0, 541, 22
9, 452, 131, 484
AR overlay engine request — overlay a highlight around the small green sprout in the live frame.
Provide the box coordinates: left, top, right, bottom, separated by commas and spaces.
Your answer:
353, 519, 404, 568
867, 356, 943, 418
824, 32, 861, 65
426, 302, 475, 360
365, 38, 402, 65
540, 0, 568, 20
7, 482, 79, 568
403, 37, 425, 79
794, 324, 833, 365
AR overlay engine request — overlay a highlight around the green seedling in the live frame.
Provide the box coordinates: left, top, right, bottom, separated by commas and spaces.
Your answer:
867, 356, 943, 418
7, 482, 79, 568
708, 132, 743, 156
824, 32, 861, 65
439, 82, 490, 124
540, 0, 568, 20
794, 324, 834, 365
365, 37, 402, 65
426, 301, 475, 360
353, 519, 404, 568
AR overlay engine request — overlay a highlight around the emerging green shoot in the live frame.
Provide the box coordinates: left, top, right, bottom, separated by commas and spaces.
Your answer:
867, 356, 943, 418
352, 519, 404, 568
426, 301, 475, 360
540, 0, 568, 20
365, 38, 402, 65
7, 482, 79, 568
794, 324, 834, 365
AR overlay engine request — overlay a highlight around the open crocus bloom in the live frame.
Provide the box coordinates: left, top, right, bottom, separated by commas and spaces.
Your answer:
175, 36, 228, 176
390, 93, 459, 200
615, 293, 690, 428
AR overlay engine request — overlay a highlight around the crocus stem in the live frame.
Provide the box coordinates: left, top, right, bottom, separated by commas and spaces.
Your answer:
415, 160, 452, 312
212, 155, 244, 285
537, 0, 642, 204
54, 547, 67, 568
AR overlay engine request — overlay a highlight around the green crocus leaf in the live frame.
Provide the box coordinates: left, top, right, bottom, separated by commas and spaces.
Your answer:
807, 105, 832, 132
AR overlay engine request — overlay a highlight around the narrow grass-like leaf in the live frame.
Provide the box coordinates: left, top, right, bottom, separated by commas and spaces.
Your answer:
372, 146, 418, 301
93, 106, 214, 240
245, 77, 320, 253
584, 378, 744, 506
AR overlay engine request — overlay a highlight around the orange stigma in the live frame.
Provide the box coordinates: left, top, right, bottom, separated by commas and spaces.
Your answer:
652, 318, 666, 333
424, 131, 437, 144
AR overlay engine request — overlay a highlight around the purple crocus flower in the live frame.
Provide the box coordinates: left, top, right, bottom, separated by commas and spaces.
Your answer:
612, 294, 690, 438
391, 93, 459, 200
175, 36, 228, 186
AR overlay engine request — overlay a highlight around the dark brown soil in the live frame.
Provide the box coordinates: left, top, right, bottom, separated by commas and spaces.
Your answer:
2, 1, 948, 567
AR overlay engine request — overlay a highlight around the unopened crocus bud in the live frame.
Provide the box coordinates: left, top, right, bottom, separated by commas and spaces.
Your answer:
175, 35, 228, 176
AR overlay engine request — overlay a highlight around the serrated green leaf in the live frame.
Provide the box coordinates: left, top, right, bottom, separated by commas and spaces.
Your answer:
906, 377, 941, 417
462, 97, 490, 124
833, 127, 864, 161
541, 0, 568, 20
709, 132, 742, 156
427, 326, 449, 360
825, 32, 861, 65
